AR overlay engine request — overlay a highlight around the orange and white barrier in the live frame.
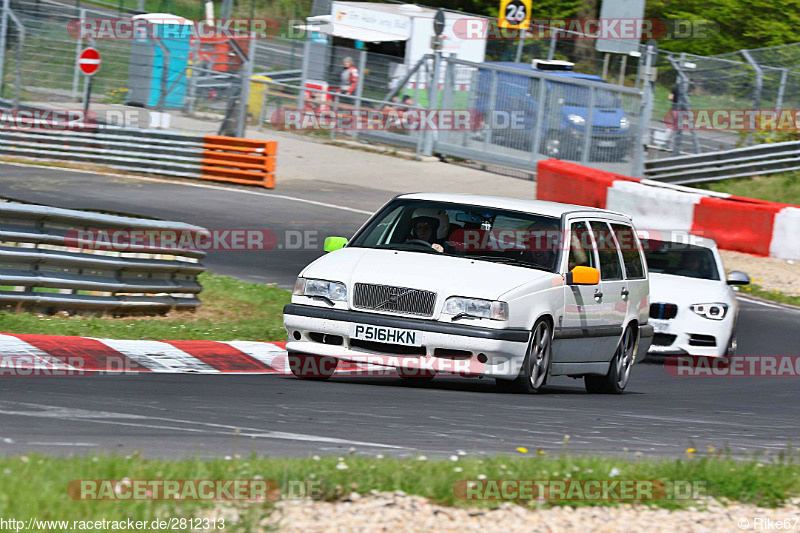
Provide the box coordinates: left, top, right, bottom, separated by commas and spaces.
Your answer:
537, 159, 800, 260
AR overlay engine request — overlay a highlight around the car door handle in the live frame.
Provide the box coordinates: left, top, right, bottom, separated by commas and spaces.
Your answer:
621, 288, 630, 298
594, 289, 603, 299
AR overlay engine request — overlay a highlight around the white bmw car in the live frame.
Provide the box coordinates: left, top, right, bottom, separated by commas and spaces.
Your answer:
642, 236, 750, 357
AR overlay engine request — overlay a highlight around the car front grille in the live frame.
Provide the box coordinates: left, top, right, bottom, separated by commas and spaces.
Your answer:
650, 303, 678, 320
352, 283, 436, 317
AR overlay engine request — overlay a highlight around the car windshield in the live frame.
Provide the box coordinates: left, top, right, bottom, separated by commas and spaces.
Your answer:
642, 240, 720, 281
348, 199, 562, 272
551, 82, 621, 108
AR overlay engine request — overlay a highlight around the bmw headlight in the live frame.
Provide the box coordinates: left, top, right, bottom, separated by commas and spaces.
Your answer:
444, 296, 509, 320
690, 303, 728, 320
620, 117, 630, 130
293, 277, 347, 302
567, 114, 586, 127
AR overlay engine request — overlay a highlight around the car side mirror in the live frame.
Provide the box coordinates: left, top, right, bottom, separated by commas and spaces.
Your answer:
566, 266, 600, 285
727, 270, 750, 285
323, 236, 348, 253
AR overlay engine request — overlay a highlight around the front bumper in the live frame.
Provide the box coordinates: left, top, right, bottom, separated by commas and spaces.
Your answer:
282, 304, 531, 379
647, 314, 732, 357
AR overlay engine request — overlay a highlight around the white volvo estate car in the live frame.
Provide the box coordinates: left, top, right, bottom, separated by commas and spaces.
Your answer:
283, 194, 654, 394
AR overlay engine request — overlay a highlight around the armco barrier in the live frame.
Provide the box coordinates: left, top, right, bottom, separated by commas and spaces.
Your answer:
0, 201, 206, 313
536, 159, 800, 260
0, 123, 276, 188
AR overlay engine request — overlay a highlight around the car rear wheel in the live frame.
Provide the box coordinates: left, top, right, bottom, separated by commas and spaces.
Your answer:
497, 319, 552, 394
585, 325, 637, 394
288, 352, 338, 381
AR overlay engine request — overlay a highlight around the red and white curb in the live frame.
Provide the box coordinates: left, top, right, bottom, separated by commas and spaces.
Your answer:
0, 333, 395, 376
0, 333, 289, 374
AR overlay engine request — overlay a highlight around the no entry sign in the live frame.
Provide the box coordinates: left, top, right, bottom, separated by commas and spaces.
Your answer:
78, 48, 101, 76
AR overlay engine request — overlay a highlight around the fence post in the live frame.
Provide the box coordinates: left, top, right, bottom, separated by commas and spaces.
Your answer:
72, 8, 86, 101
631, 43, 655, 178
297, 37, 311, 113
422, 50, 441, 156
351, 49, 366, 140
0, 0, 9, 98
741, 49, 762, 146
580, 87, 595, 164
6, 7, 22, 110
236, 35, 256, 138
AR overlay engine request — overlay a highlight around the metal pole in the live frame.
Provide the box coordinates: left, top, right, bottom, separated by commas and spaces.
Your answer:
257, 80, 268, 132
530, 75, 547, 162
297, 36, 310, 112
601, 53, 610, 80
350, 49, 366, 139
236, 34, 256, 138
6, 7, 22, 110
422, 48, 441, 156
776, 68, 787, 112
0, 0, 10, 98
618, 54, 627, 86
631, 44, 654, 178
514, 30, 524, 63
547, 29, 557, 60
72, 8, 85, 101
82, 75, 92, 116
580, 87, 595, 164
482, 69, 498, 153
741, 49, 762, 147
152, 37, 171, 112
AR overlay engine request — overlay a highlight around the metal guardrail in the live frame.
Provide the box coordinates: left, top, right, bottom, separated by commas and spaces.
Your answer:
0, 119, 276, 188
644, 141, 800, 184
0, 201, 207, 313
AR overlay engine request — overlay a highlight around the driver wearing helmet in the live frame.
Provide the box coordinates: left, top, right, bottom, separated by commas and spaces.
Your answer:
406, 208, 450, 253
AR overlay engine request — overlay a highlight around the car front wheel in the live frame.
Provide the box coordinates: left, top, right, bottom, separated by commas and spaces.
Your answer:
497, 319, 552, 394
585, 325, 637, 394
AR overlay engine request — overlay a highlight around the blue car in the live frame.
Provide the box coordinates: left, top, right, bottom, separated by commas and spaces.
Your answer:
475, 61, 633, 161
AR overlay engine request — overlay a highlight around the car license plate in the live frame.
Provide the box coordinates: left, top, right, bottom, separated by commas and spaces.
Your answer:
651, 320, 670, 334
350, 324, 422, 346
598, 140, 616, 147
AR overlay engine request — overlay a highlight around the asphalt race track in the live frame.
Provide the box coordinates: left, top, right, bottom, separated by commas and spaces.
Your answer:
0, 164, 798, 458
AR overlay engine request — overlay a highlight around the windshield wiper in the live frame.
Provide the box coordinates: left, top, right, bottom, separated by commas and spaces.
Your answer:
377, 243, 441, 254
467, 255, 550, 271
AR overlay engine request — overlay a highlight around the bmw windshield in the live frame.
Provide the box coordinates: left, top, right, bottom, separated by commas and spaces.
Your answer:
348, 199, 562, 272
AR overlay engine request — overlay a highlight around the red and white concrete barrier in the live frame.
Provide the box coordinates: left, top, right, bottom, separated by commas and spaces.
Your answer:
537, 160, 800, 260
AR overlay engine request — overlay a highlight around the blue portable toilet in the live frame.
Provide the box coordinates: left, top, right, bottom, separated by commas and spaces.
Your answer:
127, 13, 193, 108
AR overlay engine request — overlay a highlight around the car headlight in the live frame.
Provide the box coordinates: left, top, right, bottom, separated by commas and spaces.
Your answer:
567, 114, 585, 127
620, 117, 630, 130
690, 303, 728, 320
293, 277, 347, 302
444, 296, 508, 320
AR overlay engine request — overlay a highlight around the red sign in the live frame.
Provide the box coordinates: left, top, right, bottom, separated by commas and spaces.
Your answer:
78, 48, 101, 76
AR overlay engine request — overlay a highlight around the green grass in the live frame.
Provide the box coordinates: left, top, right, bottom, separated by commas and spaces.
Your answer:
0, 451, 797, 530
738, 283, 800, 307
0, 272, 291, 341
692, 171, 800, 206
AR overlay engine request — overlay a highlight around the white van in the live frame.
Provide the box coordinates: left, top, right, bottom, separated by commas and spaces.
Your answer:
283, 194, 653, 394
